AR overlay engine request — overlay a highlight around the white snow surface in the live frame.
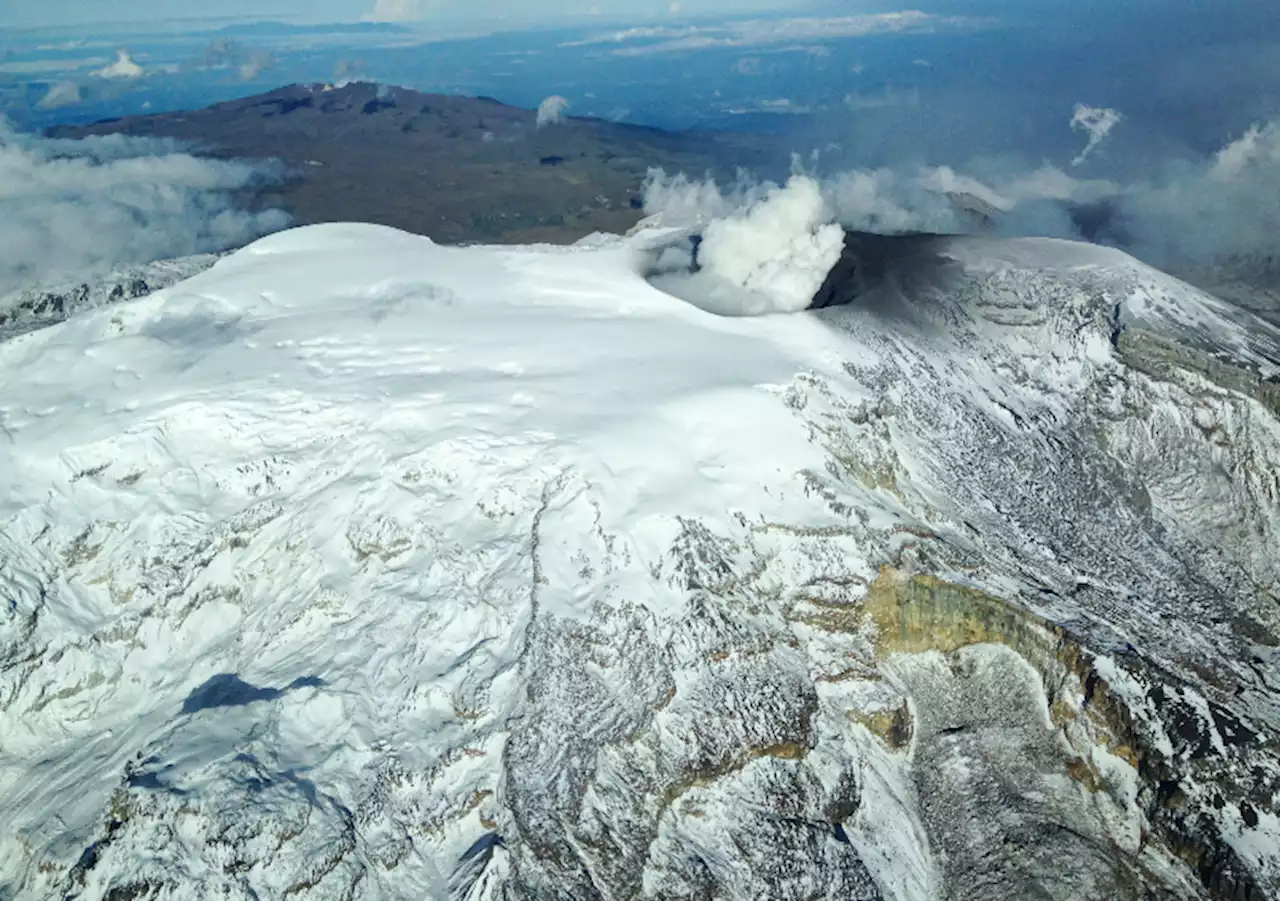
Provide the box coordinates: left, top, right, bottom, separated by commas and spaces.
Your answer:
2, 222, 1278, 900
0, 223, 858, 897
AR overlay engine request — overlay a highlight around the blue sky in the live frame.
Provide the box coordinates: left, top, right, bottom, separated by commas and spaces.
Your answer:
7, 0, 1271, 32
2, 0, 801, 29
4, 0, 1276, 161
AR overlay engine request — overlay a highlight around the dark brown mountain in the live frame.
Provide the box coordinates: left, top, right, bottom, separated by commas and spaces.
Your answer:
49, 82, 783, 245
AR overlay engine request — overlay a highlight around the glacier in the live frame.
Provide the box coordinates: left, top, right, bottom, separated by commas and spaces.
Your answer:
1, 221, 1278, 900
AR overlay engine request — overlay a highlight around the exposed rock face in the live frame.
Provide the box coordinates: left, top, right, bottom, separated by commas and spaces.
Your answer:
866, 571, 1274, 901
0, 255, 220, 341
799, 234, 1280, 900
1, 229, 1277, 900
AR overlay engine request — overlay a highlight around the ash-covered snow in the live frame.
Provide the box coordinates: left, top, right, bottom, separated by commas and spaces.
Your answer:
1, 221, 1278, 901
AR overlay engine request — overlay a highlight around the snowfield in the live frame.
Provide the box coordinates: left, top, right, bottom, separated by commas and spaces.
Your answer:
1, 222, 1278, 900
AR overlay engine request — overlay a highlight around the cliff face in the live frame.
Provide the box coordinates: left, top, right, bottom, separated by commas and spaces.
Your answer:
863, 569, 1274, 901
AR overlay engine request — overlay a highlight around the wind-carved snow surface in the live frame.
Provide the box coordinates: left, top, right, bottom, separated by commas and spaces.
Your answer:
2, 221, 1279, 900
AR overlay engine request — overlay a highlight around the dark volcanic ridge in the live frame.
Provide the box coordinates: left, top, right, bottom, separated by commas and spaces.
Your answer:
49, 82, 782, 246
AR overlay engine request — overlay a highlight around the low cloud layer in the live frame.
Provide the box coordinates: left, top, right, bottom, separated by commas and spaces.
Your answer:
641, 111, 1280, 306
363, 0, 434, 22
1115, 119, 1280, 265
0, 122, 289, 296
563, 12, 989, 56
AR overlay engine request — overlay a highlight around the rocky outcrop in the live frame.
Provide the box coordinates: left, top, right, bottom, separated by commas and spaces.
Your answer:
862, 568, 1277, 901
0, 255, 220, 341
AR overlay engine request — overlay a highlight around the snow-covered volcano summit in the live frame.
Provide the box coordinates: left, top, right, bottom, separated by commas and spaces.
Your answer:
1, 223, 1278, 901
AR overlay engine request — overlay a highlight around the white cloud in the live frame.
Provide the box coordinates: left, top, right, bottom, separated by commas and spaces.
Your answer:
1210, 120, 1280, 181
35, 40, 87, 51
721, 97, 815, 116
991, 165, 1117, 207
94, 49, 145, 79
536, 95, 571, 128
1070, 103, 1123, 167
37, 81, 84, 110
0, 122, 289, 295
641, 164, 961, 246
640, 170, 763, 226
362, 0, 435, 22
1120, 118, 1280, 264
564, 24, 683, 46
239, 56, 271, 80
564, 12, 990, 55
646, 175, 845, 316
643, 106, 1280, 277
0, 57, 107, 75
823, 168, 963, 233
201, 39, 274, 81
844, 85, 920, 110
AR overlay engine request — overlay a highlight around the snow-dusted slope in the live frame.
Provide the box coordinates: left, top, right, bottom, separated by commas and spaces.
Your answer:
1, 224, 1277, 901
0, 254, 221, 343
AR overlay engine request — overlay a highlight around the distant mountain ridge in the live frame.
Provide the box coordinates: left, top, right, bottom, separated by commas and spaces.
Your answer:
49, 82, 781, 246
